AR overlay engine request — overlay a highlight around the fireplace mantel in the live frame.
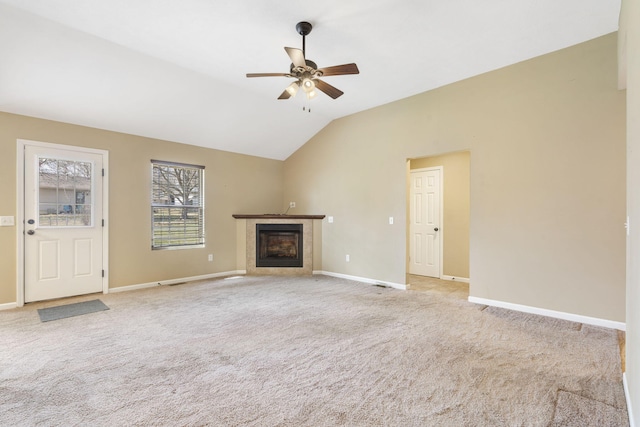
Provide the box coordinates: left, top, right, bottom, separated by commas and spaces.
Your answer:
232, 214, 325, 220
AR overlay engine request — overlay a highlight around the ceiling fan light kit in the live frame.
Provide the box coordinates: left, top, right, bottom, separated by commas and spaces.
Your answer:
302, 78, 314, 92
247, 21, 359, 110
285, 81, 300, 97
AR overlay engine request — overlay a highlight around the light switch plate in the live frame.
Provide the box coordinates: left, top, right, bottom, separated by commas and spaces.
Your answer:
0, 216, 15, 226
0, 216, 15, 227
328, 216, 334, 223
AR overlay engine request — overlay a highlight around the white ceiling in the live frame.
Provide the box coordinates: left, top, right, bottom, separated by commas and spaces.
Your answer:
0, 1, 621, 160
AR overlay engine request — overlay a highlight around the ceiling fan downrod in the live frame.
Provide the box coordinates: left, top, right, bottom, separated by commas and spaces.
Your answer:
295, 21, 313, 58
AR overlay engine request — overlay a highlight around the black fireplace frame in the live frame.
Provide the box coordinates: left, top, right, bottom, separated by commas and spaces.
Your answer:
255, 223, 303, 268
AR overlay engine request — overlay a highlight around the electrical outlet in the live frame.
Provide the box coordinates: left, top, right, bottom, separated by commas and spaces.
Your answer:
208, 254, 213, 262
346, 254, 350, 262
289, 201, 296, 208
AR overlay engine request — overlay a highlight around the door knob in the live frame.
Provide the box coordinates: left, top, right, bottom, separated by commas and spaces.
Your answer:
27, 219, 35, 224
27, 230, 35, 235
434, 227, 439, 232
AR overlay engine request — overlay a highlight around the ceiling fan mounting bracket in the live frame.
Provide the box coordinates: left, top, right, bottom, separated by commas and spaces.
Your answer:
296, 21, 313, 37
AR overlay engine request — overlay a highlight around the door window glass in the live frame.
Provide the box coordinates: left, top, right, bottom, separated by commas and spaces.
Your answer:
38, 158, 93, 227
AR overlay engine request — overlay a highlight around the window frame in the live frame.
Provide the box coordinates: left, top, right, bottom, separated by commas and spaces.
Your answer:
150, 160, 205, 250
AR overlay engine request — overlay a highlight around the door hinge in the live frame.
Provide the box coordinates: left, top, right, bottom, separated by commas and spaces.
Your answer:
102, 270, 105, 278
102, 219, 105, 227
102, 168, 105, 177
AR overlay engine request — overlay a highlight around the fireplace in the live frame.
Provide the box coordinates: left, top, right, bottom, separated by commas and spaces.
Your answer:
256, 223, 303, 268
233, 214, 324, 275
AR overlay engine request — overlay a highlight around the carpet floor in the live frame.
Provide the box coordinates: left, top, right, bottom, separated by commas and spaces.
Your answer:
0, 275, 628, 426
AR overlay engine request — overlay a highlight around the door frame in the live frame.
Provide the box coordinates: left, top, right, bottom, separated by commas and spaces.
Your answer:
408, 166, 444, 278
16, 139, 109, 306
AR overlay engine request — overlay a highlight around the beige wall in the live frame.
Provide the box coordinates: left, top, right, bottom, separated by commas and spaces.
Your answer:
622, 0, 639, 422
284, 33, 626, 322
409, 151, 470, 279
0, 32, 627, 337
0, 112, 284, 304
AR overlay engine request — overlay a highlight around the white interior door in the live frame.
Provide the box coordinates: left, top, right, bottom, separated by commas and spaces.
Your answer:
24, 144, 105, 303
409, 168, 441, 277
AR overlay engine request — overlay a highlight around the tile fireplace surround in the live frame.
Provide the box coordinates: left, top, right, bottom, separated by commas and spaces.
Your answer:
232, 214, 325, 275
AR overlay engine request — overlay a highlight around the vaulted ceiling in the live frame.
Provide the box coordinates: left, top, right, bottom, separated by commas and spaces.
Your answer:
0, 1, 621, 160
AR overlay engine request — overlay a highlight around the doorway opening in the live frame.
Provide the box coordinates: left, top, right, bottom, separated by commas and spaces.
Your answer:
406, 151, 470, 291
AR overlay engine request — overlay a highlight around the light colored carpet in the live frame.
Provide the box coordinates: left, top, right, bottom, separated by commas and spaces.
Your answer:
551, 390, 628, 426
0, 275, 628, 426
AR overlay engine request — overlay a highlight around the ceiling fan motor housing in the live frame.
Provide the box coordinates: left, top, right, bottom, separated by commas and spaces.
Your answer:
290, 60, 319, 75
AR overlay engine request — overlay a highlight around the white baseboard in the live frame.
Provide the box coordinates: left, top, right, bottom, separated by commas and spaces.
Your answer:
315, 270, 407, 290
468, 296, 626, 331
441, 275, 470, 283
108, 270, 246, 293
624, 373, 636, 427
0, 302, 18, 311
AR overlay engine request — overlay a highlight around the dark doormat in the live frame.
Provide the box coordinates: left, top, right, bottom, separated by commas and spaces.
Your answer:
37, 299, 109, 322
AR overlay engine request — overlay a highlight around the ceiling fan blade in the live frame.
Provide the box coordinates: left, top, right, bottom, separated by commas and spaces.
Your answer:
278, 89, 292, 100
246, 73, 289, 78
315, 79, 344, 99
317, 63, 359, 77
285, 47, 306, 68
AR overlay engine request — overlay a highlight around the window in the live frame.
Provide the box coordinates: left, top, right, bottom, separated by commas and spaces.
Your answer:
38, 157, 93, 227
151, 160, 205, 249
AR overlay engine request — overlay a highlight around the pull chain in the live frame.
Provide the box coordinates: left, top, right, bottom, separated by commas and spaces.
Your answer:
302, 98, 311, 113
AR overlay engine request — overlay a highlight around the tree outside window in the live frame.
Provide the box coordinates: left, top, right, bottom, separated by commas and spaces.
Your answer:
151, 160, 205, 249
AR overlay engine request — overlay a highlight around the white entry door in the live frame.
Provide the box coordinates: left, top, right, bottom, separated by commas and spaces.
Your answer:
409, 168, 441, 277
24, 144, 106, 303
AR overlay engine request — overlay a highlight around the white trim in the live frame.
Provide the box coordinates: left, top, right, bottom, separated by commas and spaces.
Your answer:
17, 139, 109, 306
468, 296, 626, 331
0, 302, 18, 311
16, 140, 25, 307
409, 166, 444, 279
441, 275, 470, 283
624, 373, 636, 427
108, 271, 246, 293
315, 270, 407, 290
101, 150, 110, 295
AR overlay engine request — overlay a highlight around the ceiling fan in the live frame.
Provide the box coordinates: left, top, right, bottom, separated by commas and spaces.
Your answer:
246, 21, 359, 102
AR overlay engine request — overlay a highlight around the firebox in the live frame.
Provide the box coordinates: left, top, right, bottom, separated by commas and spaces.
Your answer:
256, 223, 303, 268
